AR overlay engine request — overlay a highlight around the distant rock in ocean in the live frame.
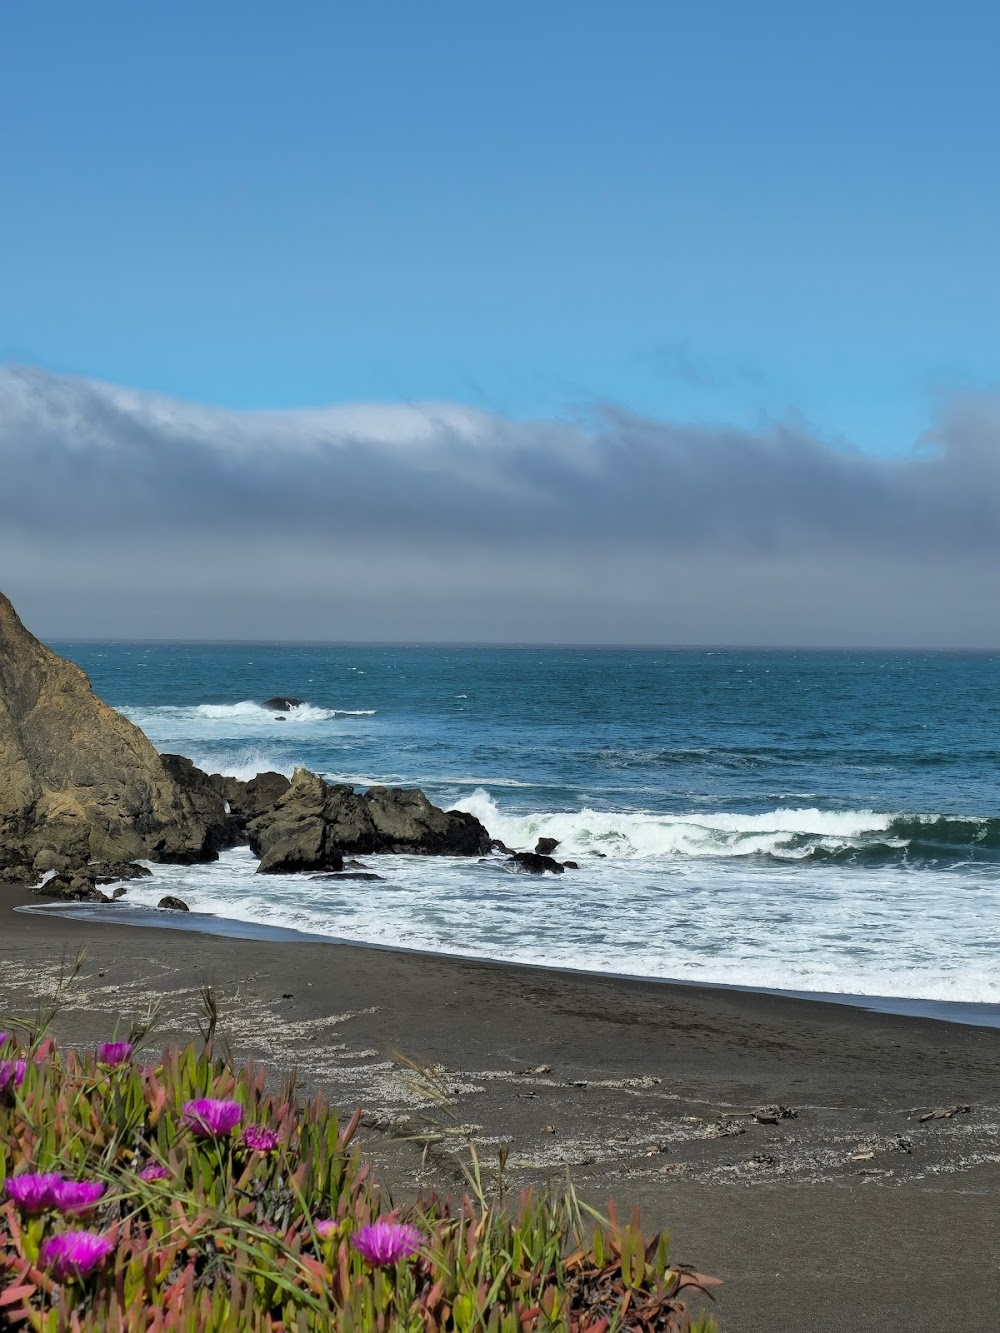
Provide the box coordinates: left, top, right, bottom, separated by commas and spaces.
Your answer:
0, 590, 491, 886
262, 696, 304, 711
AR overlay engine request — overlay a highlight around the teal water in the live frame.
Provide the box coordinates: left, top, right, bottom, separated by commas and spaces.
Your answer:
50, 643, 1000, 1013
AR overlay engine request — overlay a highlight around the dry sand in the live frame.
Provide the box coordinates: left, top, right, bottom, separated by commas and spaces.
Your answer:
2, 892, 998, 1331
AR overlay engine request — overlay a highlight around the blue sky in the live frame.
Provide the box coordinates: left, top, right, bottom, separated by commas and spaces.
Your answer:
2, 0, 998, 455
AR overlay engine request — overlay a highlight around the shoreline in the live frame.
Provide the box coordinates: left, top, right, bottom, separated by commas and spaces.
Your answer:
17, 897, 1000, 1030
3, 888, 1000, 1329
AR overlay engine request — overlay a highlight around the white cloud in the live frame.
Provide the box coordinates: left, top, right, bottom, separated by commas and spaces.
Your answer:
3, 364, 1000, 645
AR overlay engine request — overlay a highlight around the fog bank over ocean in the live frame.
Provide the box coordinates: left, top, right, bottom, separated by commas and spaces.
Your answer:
5, 365, 1000, 646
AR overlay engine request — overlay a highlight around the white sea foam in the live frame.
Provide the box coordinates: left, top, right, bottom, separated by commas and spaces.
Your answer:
113, 845, 1000, 1007
450, 790, 893, 859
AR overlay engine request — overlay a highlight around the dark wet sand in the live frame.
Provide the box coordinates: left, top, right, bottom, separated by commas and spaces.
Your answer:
2, 893, 998, 1331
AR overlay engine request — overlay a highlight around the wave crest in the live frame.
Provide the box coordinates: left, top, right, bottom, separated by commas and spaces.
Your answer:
452, 792, 1000, 864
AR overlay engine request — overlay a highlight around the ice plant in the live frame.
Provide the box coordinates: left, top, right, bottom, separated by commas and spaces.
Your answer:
0, 1059, 27, 1090
314, 1219, 338, 1240
351, 1220, 424, 1267
53, 1180, 106, 1215
138, 1163, 170, 1181
97, 1041, 133, 1067
182, 1097, 244, 1136
39, 1230, 114, 1282
242, 1124, 279, 1152
4, 1172, 64, 1213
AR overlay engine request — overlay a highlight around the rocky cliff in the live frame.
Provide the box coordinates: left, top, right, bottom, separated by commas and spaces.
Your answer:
1, 592, 495, 888
0, 592, 228, 880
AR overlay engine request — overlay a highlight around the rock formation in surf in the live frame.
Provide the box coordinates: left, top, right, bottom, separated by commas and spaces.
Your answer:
0, 591, 492, 885
246, 767, 492, 874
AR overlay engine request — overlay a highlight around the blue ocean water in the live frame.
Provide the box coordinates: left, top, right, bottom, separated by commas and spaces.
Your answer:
49, 643, 1000, 1012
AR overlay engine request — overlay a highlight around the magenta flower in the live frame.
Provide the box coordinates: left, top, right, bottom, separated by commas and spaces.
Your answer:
53, 1180, 106, 1215
0, 1032, 8, 1047
4, 1172, 64, 1213
97, 1042, 133, 1068
351, 1220, 424, 1266
138, 1163, 170, 1182
182, 1098, 244, 1137
315, 1218, 338, 1240
39, 1230, 114, 1282
242, 1124, 279, 1152
0, 1059, 27, 1090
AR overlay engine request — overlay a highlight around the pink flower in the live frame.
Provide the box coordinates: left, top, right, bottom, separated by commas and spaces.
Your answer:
0, 1032, 8, 1047
315, 1218, 338, 1240
138, 1163, 170, 1182
53, 1180, 105, 1215
97, 1042, 133, 1068
39, 1230, 114, 1282
351, 1220, 424, 1266
242, 1124, 279, 1152
182, 1098, 244, 1137
0, 1059, 27, 1090
4, 1172, 64, 1213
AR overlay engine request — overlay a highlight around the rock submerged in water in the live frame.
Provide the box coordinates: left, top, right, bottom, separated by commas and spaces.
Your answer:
263, 697, 304, 711
157, 895, 190, 912
508, 851, 565, 874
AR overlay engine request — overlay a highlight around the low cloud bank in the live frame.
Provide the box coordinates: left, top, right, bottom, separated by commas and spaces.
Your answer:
2, 365, 1000, 645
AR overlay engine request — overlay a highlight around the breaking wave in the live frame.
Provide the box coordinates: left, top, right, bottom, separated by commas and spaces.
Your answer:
451, 791, 1000, 864
123, 700, 375, 729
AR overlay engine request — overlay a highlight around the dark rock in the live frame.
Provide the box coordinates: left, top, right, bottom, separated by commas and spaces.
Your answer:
309, 871, 385, 882
32, 848, 69, 874
157, 895, 190, 912
589, 850, 607, 858
111, 884, 128, 900
364, 786, 491, 856
248, 769, 492, 873
508, 851, 565, 874
210, 771, 291, 826
562, 860, 579, 869
159, 754, 238, 859
263, 697, 303, 711
0, 864, 33, 885
249, 769, 346, 874
33, 873, 110, 903
535, 837, 561, 856
0, 591, 231, 871
88, 862, 153, 883
490, 837, 513, 855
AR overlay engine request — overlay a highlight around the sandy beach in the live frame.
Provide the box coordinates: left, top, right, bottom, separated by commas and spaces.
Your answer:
2, 893, 998, 1331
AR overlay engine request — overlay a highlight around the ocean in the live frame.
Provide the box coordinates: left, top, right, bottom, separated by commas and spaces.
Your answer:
44, 643, 1000, 1024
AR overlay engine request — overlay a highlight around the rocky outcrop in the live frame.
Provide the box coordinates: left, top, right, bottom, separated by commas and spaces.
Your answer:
209, 771, 291, 827
249, 768, 491, 874
0, 590, 492, 885
534, 837, 560, 856
0, 592, 229, 876
263, 697, 303, 711
32, 872, 110, 903
247, 769, 346, 874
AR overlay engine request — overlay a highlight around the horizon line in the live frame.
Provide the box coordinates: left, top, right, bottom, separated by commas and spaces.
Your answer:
44, 636, 1000, 655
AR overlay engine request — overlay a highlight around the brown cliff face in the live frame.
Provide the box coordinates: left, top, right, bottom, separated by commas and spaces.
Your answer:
0, 592, 226, 877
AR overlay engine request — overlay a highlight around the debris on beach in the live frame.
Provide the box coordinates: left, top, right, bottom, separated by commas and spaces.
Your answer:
918, 1104, 971, 1122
